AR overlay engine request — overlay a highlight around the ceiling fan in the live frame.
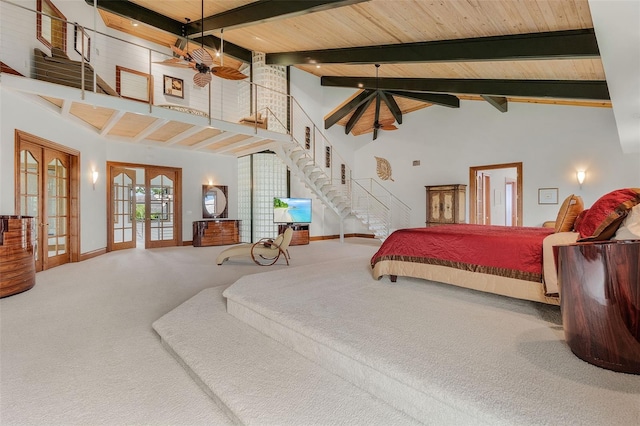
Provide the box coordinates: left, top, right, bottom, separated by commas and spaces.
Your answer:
374, 118, 398, 131
325, 64, 461, 140
156, 1, 247, 86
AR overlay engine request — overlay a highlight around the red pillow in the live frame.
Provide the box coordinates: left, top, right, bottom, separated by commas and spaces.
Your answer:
572, 208, 588, 231
576, 188, 640, 241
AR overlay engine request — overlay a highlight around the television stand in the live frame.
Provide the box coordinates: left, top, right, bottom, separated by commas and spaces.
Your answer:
278, 224, 309, 246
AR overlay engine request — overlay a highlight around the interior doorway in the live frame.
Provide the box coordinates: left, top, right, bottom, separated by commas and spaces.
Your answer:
469, 162, 522, 226
15, 131, 80, 272
107, 162, 182, 251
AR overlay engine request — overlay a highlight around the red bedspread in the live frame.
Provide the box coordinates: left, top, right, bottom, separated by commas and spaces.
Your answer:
371, 224, 554, 282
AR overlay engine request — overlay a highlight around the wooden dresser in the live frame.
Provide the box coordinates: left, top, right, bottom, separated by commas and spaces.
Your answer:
192, 219, 240, 247
425, 184, 466, 226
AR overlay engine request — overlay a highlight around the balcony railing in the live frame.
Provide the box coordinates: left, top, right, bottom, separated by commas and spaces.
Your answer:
1, 0, 410, 238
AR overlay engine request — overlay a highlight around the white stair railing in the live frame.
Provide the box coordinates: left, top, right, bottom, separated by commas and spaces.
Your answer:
272, 96, 411, 240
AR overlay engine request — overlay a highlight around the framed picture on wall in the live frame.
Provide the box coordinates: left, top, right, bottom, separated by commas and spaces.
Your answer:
538, 188, 559, 204
163, 75, 184, 98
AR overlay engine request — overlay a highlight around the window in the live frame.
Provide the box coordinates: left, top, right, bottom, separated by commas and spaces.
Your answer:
116, 66, 153, 103
37, 0, 67, 52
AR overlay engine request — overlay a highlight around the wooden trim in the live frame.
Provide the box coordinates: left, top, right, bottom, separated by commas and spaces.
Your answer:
36, 0, 67, 53
79, 247, 106, 261
116, 65, 153, 103
469, 162, 523, 226
15, 130, 80, 269
107, 162, 182, 251
309, 233, 376, 241
1, 62, 24, 76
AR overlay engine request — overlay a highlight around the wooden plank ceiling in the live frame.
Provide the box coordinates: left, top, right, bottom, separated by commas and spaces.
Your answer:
92, 0, 608, 138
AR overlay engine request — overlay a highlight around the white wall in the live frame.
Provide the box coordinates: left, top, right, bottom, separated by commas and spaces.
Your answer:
289, 68, 371, 236
356, 101, 640, 227
289, 71, 640, 228
0, 87, 238, 253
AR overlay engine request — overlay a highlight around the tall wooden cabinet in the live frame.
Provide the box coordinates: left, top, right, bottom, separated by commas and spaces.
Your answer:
425, 184, 466, 226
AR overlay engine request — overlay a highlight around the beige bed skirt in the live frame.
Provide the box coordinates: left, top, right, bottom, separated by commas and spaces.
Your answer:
372, 260, 560, 306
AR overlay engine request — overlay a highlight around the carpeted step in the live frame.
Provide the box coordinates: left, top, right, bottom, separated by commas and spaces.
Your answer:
222, 258, 640, 426
152, 286, 418, 426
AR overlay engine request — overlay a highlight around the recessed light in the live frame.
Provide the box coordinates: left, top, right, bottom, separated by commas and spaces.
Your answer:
358, 83, 363, 88
131, 21, 139, 27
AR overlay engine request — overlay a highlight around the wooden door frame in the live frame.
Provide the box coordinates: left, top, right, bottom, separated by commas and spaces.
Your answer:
469, 162, 522, 226
483, 174, 491, 225
107, 166, 138, 251
505, 178, 517, 226
106, 161, 182, 251
14, 130, 80, 268
145, 166, 181, 249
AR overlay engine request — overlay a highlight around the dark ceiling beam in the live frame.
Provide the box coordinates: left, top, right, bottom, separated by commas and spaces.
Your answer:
83, 0, 184, 34
324, 90, 376, 129
345, 95, 375, 134
190, 36, 252, 64
481, 95, 508, 113
187, 0, 369, 36
378, 91, 402, 124
267, 29, 599, 65
321, 77, 610, 100
387, 91, 460, 108
82, 0, 252, 63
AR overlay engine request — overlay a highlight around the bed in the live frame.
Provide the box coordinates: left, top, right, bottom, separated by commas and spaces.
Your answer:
371, 188, 640, 306
371, 224, 568, 305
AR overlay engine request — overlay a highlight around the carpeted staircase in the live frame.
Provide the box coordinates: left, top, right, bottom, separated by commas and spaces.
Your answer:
153, 257, 640, 425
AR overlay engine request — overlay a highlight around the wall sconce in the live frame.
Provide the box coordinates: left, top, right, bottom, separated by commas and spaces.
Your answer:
208, 179, 213, 186
576, 170, 586, 188
92, 170, 99, 190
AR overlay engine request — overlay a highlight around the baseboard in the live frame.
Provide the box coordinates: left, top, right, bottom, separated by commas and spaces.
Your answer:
183, 240, 193, 246
79, 247, 106, 261
310, 233, 375, 241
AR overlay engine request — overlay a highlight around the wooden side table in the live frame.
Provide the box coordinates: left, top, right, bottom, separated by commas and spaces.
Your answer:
556, 240, 640, 374
278, 224, 309, 245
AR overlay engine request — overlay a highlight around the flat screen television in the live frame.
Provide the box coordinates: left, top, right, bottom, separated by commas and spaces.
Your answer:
273, 197, 312, 224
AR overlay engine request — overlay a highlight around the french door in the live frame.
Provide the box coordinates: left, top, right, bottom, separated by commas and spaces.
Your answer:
109, 167, 137, 251
107, 163, 181, 251
145, 167, 179, 248
16, 133, 79, 271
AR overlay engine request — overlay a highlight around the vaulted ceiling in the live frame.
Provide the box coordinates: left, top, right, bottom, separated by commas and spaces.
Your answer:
85, 0, 637, 145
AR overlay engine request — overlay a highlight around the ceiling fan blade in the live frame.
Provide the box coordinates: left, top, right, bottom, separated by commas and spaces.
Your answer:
153, 58, 192, 68
191, 48, 213, 67
194, 72, 212, 87
170, 45, 191, 59
378, 118, 395, 125
211, 66, 247, 80
380, 124, 398, 130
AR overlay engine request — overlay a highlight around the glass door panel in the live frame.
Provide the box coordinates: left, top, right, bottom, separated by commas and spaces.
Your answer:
18, 145, 43, 271
110, 168, 136, 250
145, 169, 177, 248
43, 151, 70, 269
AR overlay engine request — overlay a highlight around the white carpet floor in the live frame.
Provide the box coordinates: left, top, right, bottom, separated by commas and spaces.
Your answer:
0, 238, 380, 425
161, 256, 640, 425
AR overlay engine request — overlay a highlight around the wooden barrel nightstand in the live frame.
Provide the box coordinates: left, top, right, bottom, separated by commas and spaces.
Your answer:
556, 240, 640, 374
